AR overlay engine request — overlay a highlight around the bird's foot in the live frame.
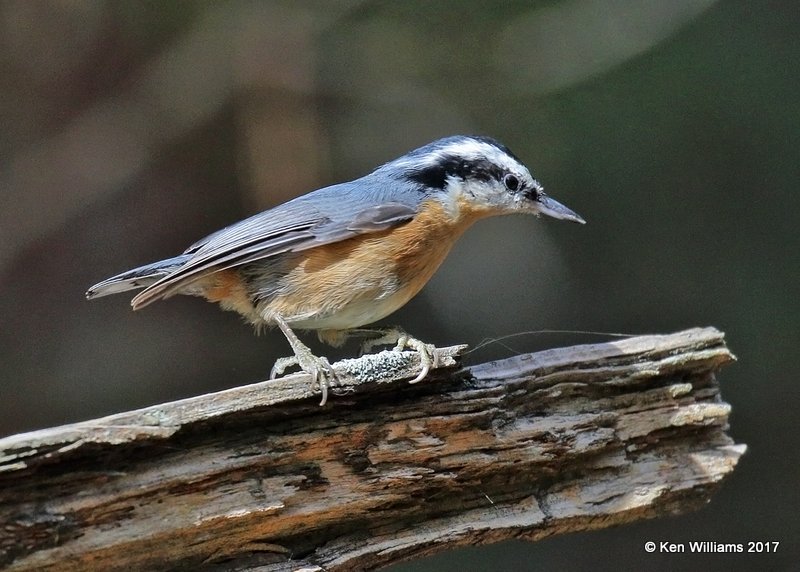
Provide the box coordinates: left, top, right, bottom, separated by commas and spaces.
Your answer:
270, 349, 336, 406
271, 315, 337, 406
361, 328, 439, 384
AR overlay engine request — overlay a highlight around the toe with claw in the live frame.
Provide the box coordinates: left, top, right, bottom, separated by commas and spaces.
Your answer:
361, 328, 439, 384
271, 315, 338, 406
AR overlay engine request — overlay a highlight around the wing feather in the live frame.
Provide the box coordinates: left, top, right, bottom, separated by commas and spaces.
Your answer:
131, 177, 420, 309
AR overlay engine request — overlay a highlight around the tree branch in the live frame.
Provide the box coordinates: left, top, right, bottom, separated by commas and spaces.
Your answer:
0, 327, 744, 571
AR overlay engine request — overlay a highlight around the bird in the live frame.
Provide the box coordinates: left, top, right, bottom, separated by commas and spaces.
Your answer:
87, 135, 585, 405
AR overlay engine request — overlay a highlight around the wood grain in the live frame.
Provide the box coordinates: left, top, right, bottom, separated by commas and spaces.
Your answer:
0, 328, 744, 571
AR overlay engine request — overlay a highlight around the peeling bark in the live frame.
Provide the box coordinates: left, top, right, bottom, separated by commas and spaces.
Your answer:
0, 328, 744, 571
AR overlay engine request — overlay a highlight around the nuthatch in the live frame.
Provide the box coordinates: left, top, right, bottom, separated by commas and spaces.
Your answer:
87, 135, 585, 404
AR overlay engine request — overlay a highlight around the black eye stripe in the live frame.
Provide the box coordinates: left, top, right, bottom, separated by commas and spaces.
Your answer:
406, 155, 507, 190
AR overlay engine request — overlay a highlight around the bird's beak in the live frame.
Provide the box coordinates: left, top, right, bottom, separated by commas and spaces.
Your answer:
535, 193, 586, 224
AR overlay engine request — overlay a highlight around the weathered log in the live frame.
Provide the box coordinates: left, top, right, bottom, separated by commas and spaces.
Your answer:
0, 327, 744, 571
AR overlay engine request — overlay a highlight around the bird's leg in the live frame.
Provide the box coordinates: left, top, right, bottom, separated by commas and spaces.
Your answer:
360, 328, 439, 384
270, 314, 336, 406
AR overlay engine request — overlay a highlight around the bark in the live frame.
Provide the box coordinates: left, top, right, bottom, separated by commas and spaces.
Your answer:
0, 327, 744, 571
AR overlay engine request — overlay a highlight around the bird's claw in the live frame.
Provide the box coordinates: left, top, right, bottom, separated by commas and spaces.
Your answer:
400, 336, 438, 384
270, 352, 336, 406
361, 329, 439, 384
271, 315, 338, 406
270, 356, 298, 379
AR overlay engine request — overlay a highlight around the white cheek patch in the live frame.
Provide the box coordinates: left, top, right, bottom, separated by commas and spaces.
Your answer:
440, 175, 465, 217
444, 176, 518, 214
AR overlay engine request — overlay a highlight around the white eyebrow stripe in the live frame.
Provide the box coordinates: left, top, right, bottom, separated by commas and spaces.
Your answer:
428, 139, 524, 173
387, 137, 536, 190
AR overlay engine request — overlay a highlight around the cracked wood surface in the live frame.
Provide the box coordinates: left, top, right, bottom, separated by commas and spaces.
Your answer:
0, 327, 745, 571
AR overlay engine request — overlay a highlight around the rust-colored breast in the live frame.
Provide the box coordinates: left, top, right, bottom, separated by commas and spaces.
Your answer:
261, 198, 486, 329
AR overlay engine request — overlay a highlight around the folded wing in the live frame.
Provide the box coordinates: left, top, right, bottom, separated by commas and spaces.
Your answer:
130, 177, 419, 309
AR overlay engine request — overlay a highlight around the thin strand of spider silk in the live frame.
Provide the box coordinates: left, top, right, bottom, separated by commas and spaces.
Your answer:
465, 329, 639, 355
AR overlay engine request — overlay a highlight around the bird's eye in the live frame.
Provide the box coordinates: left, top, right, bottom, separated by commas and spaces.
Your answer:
503, 173, 520, 191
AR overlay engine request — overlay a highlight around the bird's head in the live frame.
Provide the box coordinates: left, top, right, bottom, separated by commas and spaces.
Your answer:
384, 135, 585, 224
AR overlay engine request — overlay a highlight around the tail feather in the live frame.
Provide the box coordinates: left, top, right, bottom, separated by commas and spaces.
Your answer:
86, 255, 191, 301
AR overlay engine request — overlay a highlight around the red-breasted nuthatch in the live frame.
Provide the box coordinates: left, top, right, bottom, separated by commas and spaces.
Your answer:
87, 135, 585, 404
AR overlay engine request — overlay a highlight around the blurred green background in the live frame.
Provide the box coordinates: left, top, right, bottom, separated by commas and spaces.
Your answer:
0, 0, 796, 570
